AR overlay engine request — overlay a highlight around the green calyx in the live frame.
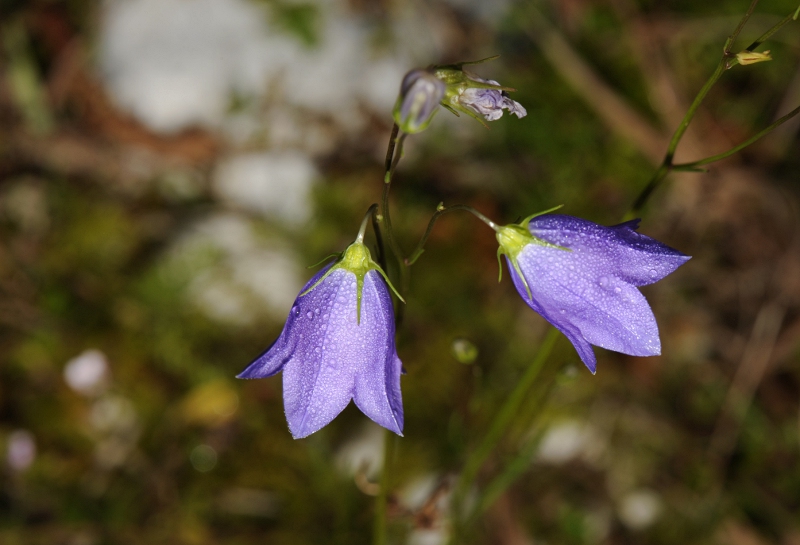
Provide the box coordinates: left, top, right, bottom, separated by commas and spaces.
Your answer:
301, 241, 404, 325
495, 207, 569, 300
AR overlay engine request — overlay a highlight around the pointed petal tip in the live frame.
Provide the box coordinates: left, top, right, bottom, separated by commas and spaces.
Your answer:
288, 423, 317, 440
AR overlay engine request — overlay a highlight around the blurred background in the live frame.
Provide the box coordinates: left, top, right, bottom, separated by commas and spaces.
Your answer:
1, 0, 799, 543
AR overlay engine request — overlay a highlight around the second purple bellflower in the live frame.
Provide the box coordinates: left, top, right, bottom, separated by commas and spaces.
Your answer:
497, 213, 690, 373
238, 236, 404, 439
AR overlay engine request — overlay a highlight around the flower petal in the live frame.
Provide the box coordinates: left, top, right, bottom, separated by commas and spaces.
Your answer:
507, 256, 598, 372
607, 220, 691, 285
529, 215, 690, 286
277, 267, 369, 438
352, 272, 404, 435
237, 264, 336, 380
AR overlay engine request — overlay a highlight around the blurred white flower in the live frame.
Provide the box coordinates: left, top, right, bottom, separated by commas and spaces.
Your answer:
335, 423, 385, 479
618, 489, 663, 530
537, 421, 600, 464
64, 349, 110, 396
6, 430, 36, 471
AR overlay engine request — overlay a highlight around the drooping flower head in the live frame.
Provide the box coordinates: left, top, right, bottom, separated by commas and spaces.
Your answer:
496, 212, 690, 373
393, 69, 446, 134
238, 239, 404, 439
433, 57, 527, 125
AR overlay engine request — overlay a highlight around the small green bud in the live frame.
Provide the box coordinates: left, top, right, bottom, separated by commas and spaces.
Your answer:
736, 50, 772, 66
451, 337, 478, 364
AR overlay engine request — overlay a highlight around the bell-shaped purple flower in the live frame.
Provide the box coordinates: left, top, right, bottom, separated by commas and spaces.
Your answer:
238, 241, 404, 439
497, 213, 690, 373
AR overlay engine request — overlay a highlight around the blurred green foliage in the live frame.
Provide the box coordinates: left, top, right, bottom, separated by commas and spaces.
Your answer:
1, 0, 800, 544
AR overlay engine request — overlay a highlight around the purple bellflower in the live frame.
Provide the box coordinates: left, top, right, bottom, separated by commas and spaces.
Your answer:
238, 240, 405, 439
496, 213, 690, 373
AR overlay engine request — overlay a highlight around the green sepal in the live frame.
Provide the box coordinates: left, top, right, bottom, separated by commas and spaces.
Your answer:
299, 258, 342, 297
495, 207, 574, 300
441, 103, 460, 117
520, 204, 564, 225
300, 241, 403, 326
306, 253, 340, 269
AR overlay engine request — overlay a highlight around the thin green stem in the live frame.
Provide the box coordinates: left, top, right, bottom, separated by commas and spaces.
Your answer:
373, 428, 393, 545
450, 328, 559, 542
629, 2, 800, 217
357, 204, 380, 244
471, 428, 546, 519
384, 123, 400, 173
743, 11, 796, 52
372, 209, 386, 270
664, 63, 727, 165
673, 103, 800, 170
724, 0, 760, 53
406, 204, 500, 266
380, 126, 409, 272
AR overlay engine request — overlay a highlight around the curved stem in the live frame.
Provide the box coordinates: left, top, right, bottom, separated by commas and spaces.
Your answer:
406, 204, 500, 266
673, 103, 800, 170
357, 204, 380, 244
380, 126, 409, 272
630, 3, 800, 217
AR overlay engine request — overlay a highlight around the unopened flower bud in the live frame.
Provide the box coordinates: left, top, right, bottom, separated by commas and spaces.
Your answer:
393, 69, 445, 134
736, 50, 772, 66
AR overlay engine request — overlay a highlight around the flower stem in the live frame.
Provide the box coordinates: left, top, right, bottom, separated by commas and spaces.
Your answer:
373, 428, 393, 545
673, 103, 800, 171
406, 204, 499, 266
357, 204, 380, 244
449, 328, 559, 543
380, 124, 411, 311
381, 124, 408, 263
627, 1, 799, 217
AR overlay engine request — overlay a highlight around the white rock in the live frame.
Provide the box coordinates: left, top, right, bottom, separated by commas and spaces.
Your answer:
174, 213, 304, 324
99, 0, 427, 139
212, 151, 317, 225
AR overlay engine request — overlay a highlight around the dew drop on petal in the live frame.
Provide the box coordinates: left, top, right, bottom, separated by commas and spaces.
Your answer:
306, 311, 314, 319
614, 287, 621, 294
649, 269, 658, 278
